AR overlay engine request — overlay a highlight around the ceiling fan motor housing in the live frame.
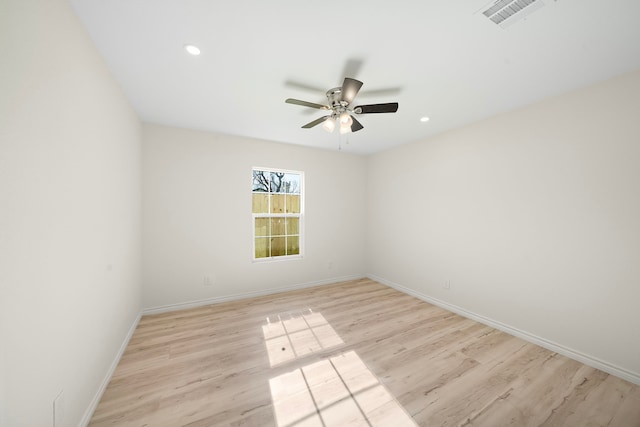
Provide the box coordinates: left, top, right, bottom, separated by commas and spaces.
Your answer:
326, 87, 346, 108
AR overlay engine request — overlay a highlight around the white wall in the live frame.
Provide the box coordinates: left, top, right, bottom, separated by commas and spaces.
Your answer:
0, 0, 142, 425
367, 70, 640, 382
142, 124, 367, 310
2, 2, 638, 424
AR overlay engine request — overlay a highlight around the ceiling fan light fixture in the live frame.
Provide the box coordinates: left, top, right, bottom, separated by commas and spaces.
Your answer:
339, 112, 353, 127
339, 123, 351, 134
322, 117, 335, 133
184, 44, 201, 55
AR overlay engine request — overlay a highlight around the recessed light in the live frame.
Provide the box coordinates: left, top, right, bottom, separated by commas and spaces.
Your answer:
184, 44, 201, 56
420, 116, 430, 122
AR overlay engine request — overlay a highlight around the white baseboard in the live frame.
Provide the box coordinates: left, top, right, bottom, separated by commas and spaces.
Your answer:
142, 275, 364, 315
368, 274, 640, 386
80, 311, 142, 427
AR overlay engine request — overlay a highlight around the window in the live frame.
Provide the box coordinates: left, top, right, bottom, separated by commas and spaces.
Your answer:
252, 168, 303, 260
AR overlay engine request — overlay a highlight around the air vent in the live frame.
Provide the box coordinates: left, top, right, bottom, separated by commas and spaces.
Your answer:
481, 0, 545, 27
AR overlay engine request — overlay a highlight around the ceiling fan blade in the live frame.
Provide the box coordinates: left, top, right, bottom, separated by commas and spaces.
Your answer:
354, 102, 399, 114
302, 116, 331, 129
284, 80, 326, 93
357, 87, 402, 98
340, 78, 363, 105
341, 58, 364, 81
350, 116, 364, 132
285, 98, 329, 110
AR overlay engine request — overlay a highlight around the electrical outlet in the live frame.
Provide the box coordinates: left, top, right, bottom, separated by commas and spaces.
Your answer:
443, 280, 451, 290
203, 275, 214, 286
327, 260, 333, 270
53, 391, 64, 427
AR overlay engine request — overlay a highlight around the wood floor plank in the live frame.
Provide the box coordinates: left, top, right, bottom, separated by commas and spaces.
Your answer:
89, 278, 640, 426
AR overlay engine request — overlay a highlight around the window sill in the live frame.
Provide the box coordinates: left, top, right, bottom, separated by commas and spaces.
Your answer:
252, 255, 303, 263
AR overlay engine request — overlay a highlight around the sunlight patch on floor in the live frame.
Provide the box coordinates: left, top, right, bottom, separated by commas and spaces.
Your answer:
269, 351, 417, 427
262, 309, 344, 367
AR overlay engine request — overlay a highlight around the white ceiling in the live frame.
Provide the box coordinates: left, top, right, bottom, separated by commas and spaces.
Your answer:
69, 0, 640, 155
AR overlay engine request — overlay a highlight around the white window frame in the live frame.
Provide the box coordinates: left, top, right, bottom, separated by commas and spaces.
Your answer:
251, 167, 304, 262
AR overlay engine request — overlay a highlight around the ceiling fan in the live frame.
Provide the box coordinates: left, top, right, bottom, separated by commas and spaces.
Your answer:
285, 77, 399, 134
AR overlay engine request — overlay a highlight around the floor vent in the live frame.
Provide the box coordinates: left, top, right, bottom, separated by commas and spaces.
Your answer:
481, 0, 546, 28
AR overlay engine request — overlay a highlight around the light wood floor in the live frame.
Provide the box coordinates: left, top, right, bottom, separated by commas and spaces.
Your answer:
90, 278, 640, 426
